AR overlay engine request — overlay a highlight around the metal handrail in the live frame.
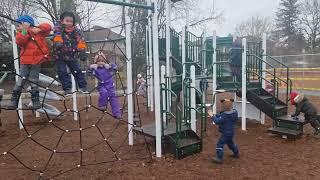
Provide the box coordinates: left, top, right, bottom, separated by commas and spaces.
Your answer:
248, 70, 280, 101
263, 55, 291, 106
160, 82, 183, 147
247, 54, 275, 69
0, 72, 9, 84
163, 111, 176, 119
264, 54, 288, 67
247, 70, 275, 88
183, 80, 206, 139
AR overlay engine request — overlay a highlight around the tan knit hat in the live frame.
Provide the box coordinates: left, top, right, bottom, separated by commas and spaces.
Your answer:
94, 51, 107, 64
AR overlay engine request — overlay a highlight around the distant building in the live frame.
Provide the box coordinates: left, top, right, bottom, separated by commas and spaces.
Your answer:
84, 26, 126, 65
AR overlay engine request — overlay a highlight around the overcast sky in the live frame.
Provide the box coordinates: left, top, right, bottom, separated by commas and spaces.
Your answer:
36, 0, 282, 36
211, 0, 280, 36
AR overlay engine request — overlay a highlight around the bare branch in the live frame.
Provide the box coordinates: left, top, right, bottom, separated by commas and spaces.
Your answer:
235, 16, 273, 40
298, 0, 320, 51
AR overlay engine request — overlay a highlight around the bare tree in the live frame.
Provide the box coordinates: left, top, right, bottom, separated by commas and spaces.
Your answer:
28, 0, 58, 21
0, 0, 35, 42
275, 0, 305, 51
235, 16, 273, 40
128, 0, 148, 75
299, 0, 320, 52
75, 0, 115, 31
157, 0, 223, 33
31, 0, 111, 31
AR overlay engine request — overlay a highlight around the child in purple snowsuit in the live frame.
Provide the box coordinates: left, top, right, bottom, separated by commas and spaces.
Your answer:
90, 52, 122, 119
136, 73, 146, 96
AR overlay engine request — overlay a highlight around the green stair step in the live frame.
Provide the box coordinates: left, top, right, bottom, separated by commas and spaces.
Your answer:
220, 72, 232, 76
274, 105, 287, 110
276, 115, 305, 124
175, 137, 202, 159
258, 95, 273, 100
177, 137, 201, 147
268, 127, 302, 139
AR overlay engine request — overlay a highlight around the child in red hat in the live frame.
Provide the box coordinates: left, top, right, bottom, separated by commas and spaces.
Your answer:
290, 91, 320, 135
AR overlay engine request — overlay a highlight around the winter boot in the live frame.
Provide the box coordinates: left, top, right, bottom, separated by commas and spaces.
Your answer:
7, 90, 22, 110
79, 88, 89, 94
315, 128, 320, 136
211, 157, 223, 164
310, 119, 320, 135
212, 149, 224, 164
114, 115, 123, 120
98, 106, 107, 111
230, 153, 240, 158
31, 90, 41, 110
230, 145, 240, 158
64, 89, 73, 96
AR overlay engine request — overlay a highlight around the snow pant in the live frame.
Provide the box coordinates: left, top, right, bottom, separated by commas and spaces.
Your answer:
8, 64, 41, 109
98, 84, 121, 118
216, 134, 239, 160
56, 60, 87, 91
305, 114, 320, 131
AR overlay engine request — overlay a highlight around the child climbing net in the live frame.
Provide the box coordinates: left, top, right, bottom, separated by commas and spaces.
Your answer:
0, 13, 152, 179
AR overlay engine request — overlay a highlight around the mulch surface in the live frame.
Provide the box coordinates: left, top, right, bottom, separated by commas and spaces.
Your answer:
0, 94, 320, 180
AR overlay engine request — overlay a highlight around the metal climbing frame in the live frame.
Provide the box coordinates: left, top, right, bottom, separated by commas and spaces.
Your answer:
185, 31, 203, 76
170, 28, 182, 60
158, 26, 182, 61
160, 70, 205, 159
246, 41, 292, 113
86, 0, 154, 11
182, 77, 206, 135
85, 0, 163, 157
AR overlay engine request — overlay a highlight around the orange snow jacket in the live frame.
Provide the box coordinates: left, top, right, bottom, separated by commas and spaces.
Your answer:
16, 23, 52, 65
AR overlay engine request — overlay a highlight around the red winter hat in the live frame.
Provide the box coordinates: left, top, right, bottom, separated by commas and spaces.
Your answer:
290, 91, 298, 105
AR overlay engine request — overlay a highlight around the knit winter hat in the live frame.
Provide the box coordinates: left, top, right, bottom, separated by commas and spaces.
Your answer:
290, 91, 298, 105
294, 94, 304, 104
94, 52, 107, 64
16, 15, 35, 26
220, 99, 234, 111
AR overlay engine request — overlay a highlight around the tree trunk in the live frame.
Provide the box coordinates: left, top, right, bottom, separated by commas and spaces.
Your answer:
60, 0, 76, 12
60, 0, 81, 23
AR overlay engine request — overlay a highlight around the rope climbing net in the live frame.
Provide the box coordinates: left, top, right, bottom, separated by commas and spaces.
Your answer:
0, 17, 153, 179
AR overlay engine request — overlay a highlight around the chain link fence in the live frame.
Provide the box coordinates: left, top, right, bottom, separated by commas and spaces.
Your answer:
267, 53, 320, 93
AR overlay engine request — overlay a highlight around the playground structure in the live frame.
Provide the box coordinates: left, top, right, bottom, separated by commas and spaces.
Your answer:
134, 0, 308, 159
2, 0, 302, 157
129, 0, 300, 159
0, 1, 311, 178
0, 3, 154, 179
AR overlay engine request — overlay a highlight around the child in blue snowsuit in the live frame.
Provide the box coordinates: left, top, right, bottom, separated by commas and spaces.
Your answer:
90, 51, 122, 119
208, 99, 239, 164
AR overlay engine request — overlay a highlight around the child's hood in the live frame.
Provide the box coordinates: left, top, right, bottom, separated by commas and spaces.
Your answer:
222, 109, 238, 120
223, 109, 237, 114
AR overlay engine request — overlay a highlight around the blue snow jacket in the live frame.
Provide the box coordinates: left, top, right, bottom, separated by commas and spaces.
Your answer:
212, 109, 238, 136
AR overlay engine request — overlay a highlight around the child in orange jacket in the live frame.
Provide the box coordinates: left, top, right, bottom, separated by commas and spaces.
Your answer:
7, 15, 51, 110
